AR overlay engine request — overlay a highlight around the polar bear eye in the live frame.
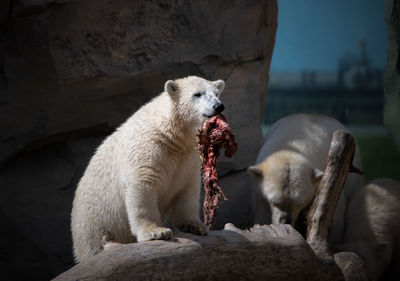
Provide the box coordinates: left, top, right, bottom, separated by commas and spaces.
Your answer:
193, 92, 203, 98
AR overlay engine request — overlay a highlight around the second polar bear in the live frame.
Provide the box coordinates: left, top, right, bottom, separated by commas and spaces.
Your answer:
71, 76, 226, 263
247, 113, 363, 243
342, 178, 400, 281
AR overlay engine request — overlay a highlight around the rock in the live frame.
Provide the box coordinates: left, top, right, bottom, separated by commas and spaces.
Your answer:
0, 0, 277, 168
53, 224, 345, 281
209, 170, 255, 230
384, 0, 400, 153
0, 137, 102, 279
0, 0, 277, 279
334, 252, 370, 281
0, 0, 10, 25
0, 207, 54, 281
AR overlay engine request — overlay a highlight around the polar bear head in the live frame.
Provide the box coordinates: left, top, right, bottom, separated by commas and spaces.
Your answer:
164, 76, 225, 127
247, 150, 324, 226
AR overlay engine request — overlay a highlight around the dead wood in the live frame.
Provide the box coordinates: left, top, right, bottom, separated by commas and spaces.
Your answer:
306, 130, 362, 261
305, 130, 369, 281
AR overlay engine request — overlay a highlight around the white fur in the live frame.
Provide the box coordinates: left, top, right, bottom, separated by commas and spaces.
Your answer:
342, 178, 400, 281
248, 113, 364, 243
71, 76, 225, 263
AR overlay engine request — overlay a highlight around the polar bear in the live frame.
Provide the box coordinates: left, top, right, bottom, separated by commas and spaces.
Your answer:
247, 113, 363, 243
342, 178, 400, 281
71, 76, 226, 263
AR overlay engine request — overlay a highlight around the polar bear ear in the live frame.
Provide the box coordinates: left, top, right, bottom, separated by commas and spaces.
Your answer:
213, 79, 225, 94
165, 80, 179, 96
312, 168, 324, 182
247, 165, 263, 179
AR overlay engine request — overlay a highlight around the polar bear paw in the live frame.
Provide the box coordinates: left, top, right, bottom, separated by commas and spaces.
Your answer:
137, 227, 173, 242
177, 222, 208, 236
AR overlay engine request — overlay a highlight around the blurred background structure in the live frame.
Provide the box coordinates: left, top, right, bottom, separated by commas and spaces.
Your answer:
264, 0, 400, 182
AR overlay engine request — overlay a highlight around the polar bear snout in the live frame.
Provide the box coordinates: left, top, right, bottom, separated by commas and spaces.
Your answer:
213, 102, 225, 114
197, 92, 225, 118
271, 206, 294, 225
274, 213, 291, 225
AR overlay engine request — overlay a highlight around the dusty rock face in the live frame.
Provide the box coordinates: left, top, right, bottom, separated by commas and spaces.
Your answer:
384, 0, 400, 152
0, 0, 277, 279
53, 224, 345, 281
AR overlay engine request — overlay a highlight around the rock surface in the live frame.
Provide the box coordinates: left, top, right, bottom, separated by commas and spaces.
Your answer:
384, 0, 400, 152
53, 224, 346, 281
0, 0, 277, 279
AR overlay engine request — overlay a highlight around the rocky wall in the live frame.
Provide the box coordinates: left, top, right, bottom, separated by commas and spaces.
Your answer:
0, 0, 277, 279
384, 0, 400, 152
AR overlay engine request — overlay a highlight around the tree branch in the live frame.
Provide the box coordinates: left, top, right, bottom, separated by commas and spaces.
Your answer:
306, 130, 361, 260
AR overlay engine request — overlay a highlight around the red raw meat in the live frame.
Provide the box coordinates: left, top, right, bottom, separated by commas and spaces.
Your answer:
197, 114, 238, 229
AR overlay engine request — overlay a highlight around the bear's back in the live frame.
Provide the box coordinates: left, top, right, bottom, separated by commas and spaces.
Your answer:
258, 113, 363, 200
258, 113, 355, 168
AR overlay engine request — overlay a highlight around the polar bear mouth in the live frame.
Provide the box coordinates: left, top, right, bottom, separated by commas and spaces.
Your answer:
203, 113, 216, 118
203, 111, 219, 118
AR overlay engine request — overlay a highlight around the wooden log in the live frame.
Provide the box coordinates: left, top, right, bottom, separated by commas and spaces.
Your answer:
53, 224, 345, 281
304, 130, 370, 281
306, 130, 362, 260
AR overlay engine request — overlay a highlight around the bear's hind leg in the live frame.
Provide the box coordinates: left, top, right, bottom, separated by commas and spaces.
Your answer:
101, 232, 124, 251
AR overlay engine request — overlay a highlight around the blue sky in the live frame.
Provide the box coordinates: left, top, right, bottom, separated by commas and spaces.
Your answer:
270, 0, 387, 72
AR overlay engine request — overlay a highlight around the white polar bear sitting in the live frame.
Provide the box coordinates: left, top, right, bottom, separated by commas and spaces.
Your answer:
247, 113, 363, 243
71, 76, 226, 263
342, 178, 400, 281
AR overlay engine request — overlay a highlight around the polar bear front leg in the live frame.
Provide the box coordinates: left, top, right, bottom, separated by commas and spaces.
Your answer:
125, 185, 173, 242
172, 180, 208, 236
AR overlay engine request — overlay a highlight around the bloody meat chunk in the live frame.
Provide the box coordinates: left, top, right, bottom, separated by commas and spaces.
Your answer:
197, 114, 238, 229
